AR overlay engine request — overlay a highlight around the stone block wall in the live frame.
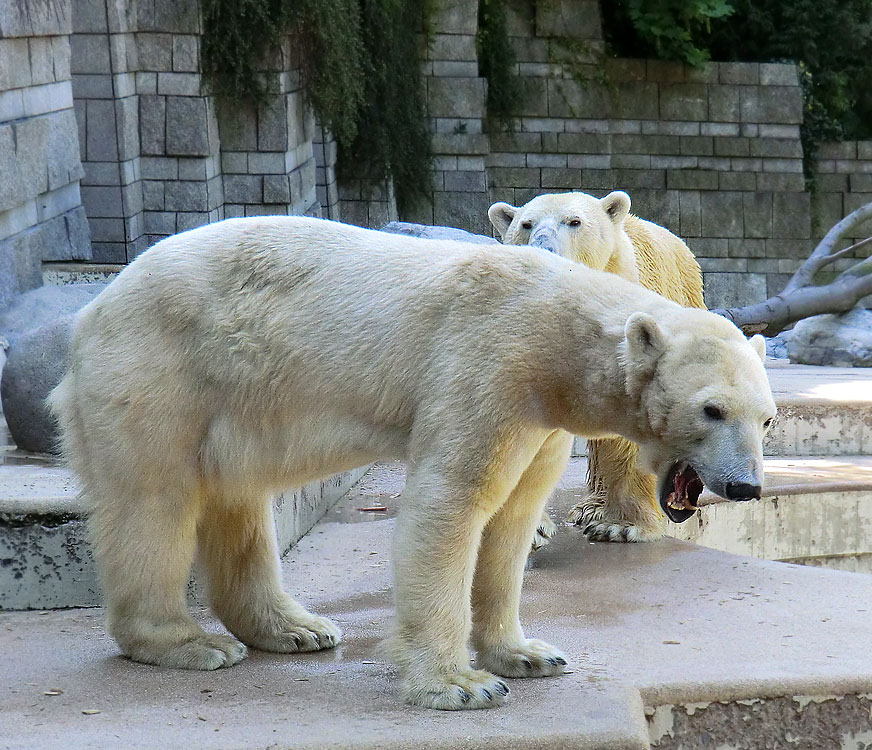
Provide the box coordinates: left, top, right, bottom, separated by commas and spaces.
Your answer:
4, 0, 871, 313
813, 142, 872, 251
331, 0, 864, 310
70, 0, 319, 262
0, 0, 91, 309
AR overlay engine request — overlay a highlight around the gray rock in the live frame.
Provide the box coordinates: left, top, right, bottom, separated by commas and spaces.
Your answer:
765, 330, 792, 360
0, 283, 107, 453
0, 283, 105, 344
380, 221, 499, 245
787, 307, 872, 367
1, 317, 74, 454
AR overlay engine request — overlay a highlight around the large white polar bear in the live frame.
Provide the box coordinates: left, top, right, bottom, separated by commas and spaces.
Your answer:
50, 216, 776, 710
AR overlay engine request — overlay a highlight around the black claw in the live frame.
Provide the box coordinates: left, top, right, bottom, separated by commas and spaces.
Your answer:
458, 689, 472, 704
521, 658, 532, 671
495, 681, 509, 696
546, 657, 557, 666
556, 657, 567, 665
583, 522, 595, 533
313, 633, 321, 646
482, 689, 493, 701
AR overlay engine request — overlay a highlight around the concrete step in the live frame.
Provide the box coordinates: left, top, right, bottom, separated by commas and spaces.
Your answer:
670, 455, 872, 572
0, 459, 365, 610
2, 460, 872, 749
41, 261, 122, 286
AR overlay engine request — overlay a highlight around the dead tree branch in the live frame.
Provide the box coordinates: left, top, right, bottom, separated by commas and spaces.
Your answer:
712, 201, 872, 337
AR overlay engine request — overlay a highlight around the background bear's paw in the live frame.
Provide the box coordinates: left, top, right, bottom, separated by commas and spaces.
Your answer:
477, 639, 568, 678
530, 513, 558, 552
582, 520, 664, 543
134, 633, 248, 670
242, 614, 342, 653
403, 668, 509, 710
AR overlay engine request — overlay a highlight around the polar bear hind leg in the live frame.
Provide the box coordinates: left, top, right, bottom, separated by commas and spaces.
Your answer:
197, 492, 341, 653
92, 477, 248, 670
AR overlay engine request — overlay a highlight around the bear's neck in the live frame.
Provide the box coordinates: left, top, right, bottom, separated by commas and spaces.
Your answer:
534, 274, 663, 444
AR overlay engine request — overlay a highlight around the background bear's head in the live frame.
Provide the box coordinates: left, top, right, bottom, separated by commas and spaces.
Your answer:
488, 191, 635, 277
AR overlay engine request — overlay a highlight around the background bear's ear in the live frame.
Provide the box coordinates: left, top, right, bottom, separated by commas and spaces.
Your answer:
488, 202, 518, 239
625, 312, 667, 366
601, 191, 631, 225
749, 334, 766, 363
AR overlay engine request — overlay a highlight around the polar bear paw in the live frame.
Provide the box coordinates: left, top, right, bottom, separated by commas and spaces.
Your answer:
531, 513, 559, 551
477, 639, 568, 678
132, 633, 248, 670
568, 500, 664, 543
242, 613, 342, 653
584, 520, 664, 543
403, 668, 510, 710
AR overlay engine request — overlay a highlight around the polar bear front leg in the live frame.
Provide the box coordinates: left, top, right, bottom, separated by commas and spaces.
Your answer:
568, 437, 666, 542
389, 468, 511, 711
198, 493, 341, 653
472, 430, 571, 677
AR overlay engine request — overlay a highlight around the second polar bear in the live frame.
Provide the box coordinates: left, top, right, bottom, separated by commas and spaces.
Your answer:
51, 216, 775, 710
489, 191, 705, 543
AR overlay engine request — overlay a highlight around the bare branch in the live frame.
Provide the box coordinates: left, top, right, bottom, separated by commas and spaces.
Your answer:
814, 235, 872, 272
783, 201, 872, 293
712, 272, 872, 337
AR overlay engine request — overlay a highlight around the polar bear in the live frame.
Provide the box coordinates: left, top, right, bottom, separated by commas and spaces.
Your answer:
50, 216, 774, 710
488, 191, 705, 544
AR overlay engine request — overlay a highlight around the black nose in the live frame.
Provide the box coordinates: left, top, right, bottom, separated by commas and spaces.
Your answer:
725, 482, 761, 501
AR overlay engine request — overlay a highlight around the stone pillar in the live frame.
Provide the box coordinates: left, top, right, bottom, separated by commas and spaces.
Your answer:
70, 0, 146, 261
313, 127, 340, 220
0, 0, 91, 309
412, 0, 490, 234
135, 0, 223, 248
217, 39, 319, 221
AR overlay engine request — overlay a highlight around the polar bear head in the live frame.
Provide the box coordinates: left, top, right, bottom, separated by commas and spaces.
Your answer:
622, 309, 777, 522
488, 191, 637, 277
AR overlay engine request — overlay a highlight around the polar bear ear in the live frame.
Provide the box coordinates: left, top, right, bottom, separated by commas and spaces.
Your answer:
601, 191, 631, 225
488, 202, 518, 239
625, 312, 667, 366
749, 334, 766, 363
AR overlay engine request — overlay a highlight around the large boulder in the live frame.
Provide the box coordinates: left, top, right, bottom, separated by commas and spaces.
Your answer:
0, 284, 107, 453
1, 318, 75, 454
381, 221, 499, 245
787, 307, 872, 367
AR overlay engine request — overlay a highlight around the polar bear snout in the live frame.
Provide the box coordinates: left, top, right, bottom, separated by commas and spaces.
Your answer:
529, 220, 560, 255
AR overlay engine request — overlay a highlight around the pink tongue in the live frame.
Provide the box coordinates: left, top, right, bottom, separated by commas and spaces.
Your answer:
674, 470, 689, 499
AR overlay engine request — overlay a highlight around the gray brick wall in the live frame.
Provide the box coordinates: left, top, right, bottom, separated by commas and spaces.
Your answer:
0, 0, 91, 310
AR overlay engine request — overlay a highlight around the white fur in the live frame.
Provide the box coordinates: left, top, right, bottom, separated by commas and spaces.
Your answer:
50, 216, 775, 710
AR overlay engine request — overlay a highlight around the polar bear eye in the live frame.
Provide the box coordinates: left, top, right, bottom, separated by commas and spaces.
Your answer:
704, 405, 725, 421
521, 220, 533, 230
566, 218, 581, 227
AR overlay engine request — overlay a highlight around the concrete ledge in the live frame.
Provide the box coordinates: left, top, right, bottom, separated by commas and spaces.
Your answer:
0, 461, 366, 610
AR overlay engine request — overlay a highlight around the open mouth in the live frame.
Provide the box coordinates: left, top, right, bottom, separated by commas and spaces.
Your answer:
659, 461, 705, 523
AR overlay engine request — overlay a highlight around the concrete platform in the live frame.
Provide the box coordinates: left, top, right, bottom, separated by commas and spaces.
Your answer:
1, 462, 871, 750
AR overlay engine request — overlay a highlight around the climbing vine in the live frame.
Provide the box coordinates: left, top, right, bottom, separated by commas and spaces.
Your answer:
477, 0, 522, 129
199, 0, 431, 213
